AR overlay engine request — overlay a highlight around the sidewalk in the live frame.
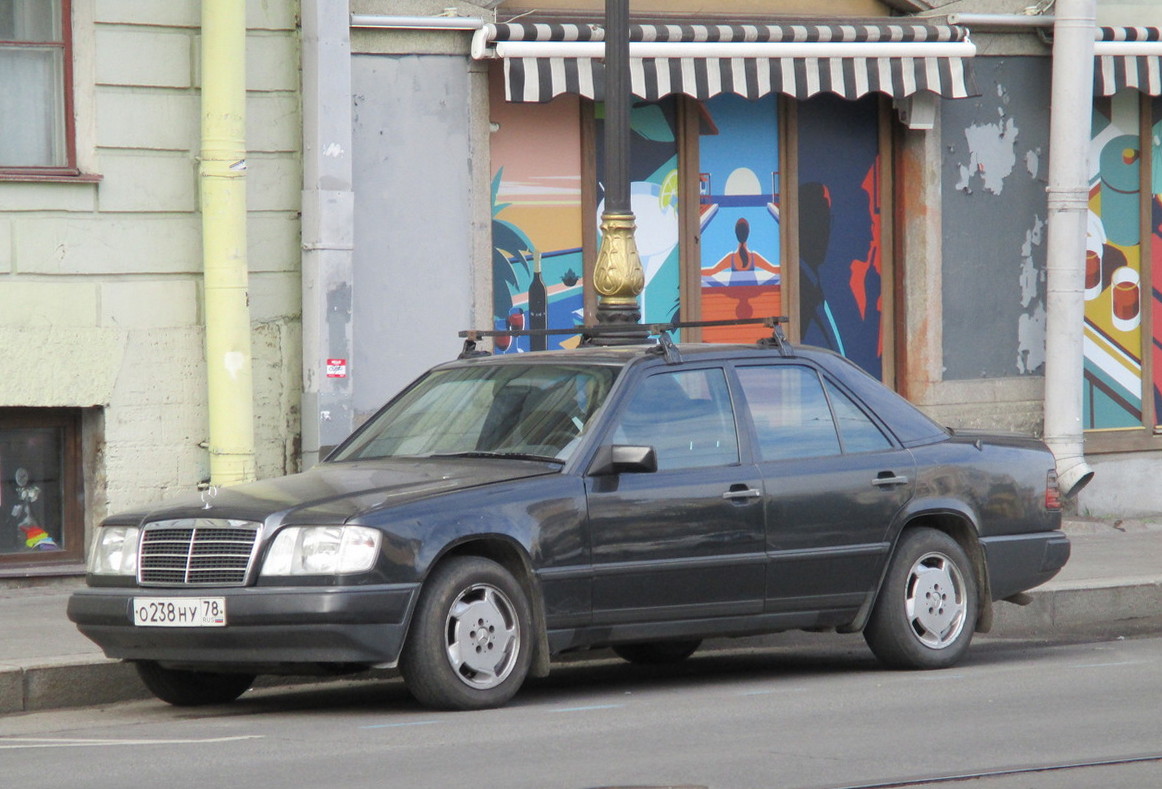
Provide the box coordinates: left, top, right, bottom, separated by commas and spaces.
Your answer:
2, 519, 1160, 714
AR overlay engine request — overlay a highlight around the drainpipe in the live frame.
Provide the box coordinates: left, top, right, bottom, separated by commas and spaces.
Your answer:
1043, 0, 1096, 498
200, 0, 256, 486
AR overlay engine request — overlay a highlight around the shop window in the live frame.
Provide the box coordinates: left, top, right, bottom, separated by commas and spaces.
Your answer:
0, 409, 83, 568
1083, 92, 1162, 445
487, 68, 585, 353
0, 0, 75, 173
594, 98, 682, 327
796, 95, 886, 382
697, 94, 782, 344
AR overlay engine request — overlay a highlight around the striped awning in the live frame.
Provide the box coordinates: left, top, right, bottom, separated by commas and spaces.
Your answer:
1095, 27, 1162, 96
471, 22, 978, 103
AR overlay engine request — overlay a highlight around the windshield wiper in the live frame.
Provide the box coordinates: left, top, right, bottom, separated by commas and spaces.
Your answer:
430, 451, 565, 465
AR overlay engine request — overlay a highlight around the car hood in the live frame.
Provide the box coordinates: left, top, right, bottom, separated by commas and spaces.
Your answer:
116, 457, 561, 526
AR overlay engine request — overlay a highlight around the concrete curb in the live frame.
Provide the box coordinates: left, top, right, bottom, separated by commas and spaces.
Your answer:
989, 579, 1162, 639
0, 658, 149, 715
4, 579, 1160, 715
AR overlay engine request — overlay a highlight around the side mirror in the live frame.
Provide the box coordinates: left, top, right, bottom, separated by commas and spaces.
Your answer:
589, 444, 658, 476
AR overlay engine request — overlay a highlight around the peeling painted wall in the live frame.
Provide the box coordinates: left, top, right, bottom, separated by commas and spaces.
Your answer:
941, 56, 1052, 379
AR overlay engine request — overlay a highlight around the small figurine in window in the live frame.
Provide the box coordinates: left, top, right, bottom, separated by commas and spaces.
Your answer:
12, 467, 59, 551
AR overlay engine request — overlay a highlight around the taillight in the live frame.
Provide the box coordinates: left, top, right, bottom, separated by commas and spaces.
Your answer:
1045, 470, 1062, 511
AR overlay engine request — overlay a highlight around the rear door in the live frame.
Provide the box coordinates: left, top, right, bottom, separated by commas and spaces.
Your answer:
583, 365, 766, 625
733, 363, 914, 618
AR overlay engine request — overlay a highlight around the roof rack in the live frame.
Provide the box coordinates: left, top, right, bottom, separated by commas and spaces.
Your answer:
457, 316, 792, 360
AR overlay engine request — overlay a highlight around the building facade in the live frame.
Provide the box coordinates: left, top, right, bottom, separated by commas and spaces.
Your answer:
3, 0, 1160, 580
0, 0, 302, 578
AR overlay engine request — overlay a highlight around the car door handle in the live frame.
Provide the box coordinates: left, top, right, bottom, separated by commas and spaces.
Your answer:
871, 474, 909, 487
722, 486, 762, 501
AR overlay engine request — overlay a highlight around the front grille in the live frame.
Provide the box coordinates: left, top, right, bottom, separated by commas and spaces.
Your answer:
138, 519, 262, 586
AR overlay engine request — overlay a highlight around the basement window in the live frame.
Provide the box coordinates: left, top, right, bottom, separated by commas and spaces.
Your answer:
0, 408, 84, 569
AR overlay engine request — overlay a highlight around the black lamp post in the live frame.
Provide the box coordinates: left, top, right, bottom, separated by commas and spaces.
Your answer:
591, 0, 647, 343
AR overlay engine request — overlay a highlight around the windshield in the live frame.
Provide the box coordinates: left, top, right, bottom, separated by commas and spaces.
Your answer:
333, 363, 618, 463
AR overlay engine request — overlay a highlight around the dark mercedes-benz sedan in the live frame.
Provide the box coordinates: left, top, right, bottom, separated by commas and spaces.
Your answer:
69, 333, 1070, 710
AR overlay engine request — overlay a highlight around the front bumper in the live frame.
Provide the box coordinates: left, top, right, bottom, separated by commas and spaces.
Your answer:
980, 530, 1071, 601
67, 583, 419, 670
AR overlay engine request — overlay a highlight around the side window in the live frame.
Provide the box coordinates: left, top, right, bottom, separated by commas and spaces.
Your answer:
736, 365, 841, 461
611, 368, 739, 470
823, 379, 893, 454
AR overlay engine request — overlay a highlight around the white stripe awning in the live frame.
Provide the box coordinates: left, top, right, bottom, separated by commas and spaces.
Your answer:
471, 22, 979, 103
1095, 27, 1162, 96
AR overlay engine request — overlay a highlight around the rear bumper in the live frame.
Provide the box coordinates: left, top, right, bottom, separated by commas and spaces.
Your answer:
980, 530, 1071, 601
67, 584, 419, 670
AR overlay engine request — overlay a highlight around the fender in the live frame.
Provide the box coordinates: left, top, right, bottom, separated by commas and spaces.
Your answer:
840, 496, 994, 634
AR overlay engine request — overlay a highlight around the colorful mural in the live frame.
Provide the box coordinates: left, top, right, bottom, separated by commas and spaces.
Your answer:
595, 99, 682, 327
698, 95, 781, 344
1153, 96, 1162, 429
491, 86, 882, 371
1085, 93, 1143, 429
796, 95, 884, 380
489, 69, 586, 353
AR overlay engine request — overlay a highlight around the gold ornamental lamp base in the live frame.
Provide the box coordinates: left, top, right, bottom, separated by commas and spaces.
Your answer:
591, 211, 650, 345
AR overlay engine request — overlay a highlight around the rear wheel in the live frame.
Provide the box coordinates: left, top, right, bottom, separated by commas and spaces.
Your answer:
612, 639, 702, 665
135, 661, 255, 706
400, 556, 533, 710
864, 528, 978, 670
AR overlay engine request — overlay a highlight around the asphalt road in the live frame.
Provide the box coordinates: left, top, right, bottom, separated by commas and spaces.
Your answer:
2, 632, 1160, 789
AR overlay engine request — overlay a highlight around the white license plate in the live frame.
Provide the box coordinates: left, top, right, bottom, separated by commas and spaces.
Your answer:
133, 597, 227, 627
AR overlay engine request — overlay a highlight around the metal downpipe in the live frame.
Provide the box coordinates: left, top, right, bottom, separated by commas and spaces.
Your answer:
200, 0, 256, 485
1043, 0, 1095, 499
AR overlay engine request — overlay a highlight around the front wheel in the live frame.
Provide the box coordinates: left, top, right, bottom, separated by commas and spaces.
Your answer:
135, 661, 255, 706
863, 528, 978, 670
399, 556, 534, 710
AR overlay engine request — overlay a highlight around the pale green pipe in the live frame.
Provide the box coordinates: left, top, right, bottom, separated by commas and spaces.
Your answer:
200, 0, 255, 486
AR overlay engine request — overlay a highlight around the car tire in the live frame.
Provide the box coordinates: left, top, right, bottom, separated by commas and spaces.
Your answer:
135, 661, 255, 706
612, 640, 702, 665
863, 528, 978, 670
400, 556, 534, 711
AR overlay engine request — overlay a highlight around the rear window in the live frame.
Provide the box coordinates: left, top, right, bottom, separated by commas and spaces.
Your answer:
813, 352, 948, 447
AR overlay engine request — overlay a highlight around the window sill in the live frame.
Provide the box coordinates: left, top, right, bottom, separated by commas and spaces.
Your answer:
0, 561, 85, 581
1084, 429, 1162, 455
0, 171, 102, 184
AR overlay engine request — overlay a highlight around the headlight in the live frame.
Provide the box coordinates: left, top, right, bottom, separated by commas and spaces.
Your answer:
261, 525, 382, 576
88, 526, 141, 576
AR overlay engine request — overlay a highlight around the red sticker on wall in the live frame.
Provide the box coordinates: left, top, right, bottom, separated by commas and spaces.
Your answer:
326, 358, 348, 378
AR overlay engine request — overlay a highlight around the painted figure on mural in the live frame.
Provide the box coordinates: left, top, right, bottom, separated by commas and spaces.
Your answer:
703, 218, 779, 277
798, 181, 843, 353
